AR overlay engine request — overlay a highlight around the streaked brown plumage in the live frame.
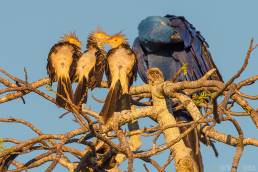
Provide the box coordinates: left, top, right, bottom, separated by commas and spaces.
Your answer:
100, 33, 137, 122
47, 32, 82, 108
73, 31, 110, 108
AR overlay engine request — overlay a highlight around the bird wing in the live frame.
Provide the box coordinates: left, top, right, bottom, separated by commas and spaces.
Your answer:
166, 15, 223, 81
47, 55, 55, 84
133, 38, 189, 82
69, 46, 82, 82
122, 44, 138, 86
132, 38, 149, 83
105, 49, 113, 87
47, 44, 59, 84
90, 49, 106, 88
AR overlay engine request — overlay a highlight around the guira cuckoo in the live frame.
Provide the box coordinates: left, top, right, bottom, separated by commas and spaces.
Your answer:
73, 30, 110, 108
47, 32, 82, 108
100, 33, 137, 122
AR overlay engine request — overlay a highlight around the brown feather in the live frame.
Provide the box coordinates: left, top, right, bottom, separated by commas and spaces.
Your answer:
70, 49, 82, 81
56, 76, 73, 108
93, 49, 106, 87
88, 49, 106, 88
74, 77, 88, 107
118, 93, 131, 111
46, 57, 55, 85
100, 80, 122, 122
105, 53, 112, 87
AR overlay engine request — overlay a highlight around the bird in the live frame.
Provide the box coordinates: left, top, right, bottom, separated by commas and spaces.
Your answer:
100, 33, 137, 122
133, 15, 223, 172
133, 15, 223, 83
47, 32, 82, 108
72, 30, 110, 108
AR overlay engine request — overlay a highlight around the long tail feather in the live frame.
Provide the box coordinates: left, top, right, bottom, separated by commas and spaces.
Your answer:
118, 93, 131, 111
56, 76, 73, 108
100, 80, 122, 122
74, 77, 88, 107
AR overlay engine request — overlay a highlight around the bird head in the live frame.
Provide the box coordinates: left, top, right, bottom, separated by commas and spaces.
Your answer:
87, 29, 110, 49
138, 16, 179, 44
60, 32, 81, 48
107, 32, 128, 48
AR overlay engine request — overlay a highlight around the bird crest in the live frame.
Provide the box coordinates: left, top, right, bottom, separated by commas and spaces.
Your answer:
107, 32, 128, 48
87, 28, 110, 48
61, 32, 81, 48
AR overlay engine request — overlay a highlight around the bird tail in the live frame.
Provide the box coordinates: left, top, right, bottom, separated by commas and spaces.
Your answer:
118, 93, 131, 111
56, 76, 73, 108
100, 80, 122, 122
74, 77, 88, 108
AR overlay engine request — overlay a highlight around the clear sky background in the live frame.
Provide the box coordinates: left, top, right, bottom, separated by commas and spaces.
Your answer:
0, 0, 258, 171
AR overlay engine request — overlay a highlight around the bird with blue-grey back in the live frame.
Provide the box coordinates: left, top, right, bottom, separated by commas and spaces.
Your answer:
133, 15, 224, 172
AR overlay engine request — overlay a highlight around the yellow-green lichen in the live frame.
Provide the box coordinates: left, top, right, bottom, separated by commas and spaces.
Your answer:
181, 63, 188, 76
45, 84, 53, 91
192, 91, 210, 106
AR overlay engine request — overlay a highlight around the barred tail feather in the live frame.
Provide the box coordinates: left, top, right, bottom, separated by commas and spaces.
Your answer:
74, 77, 88, 107
56, 76, 73, 108
100, 80, 122, 122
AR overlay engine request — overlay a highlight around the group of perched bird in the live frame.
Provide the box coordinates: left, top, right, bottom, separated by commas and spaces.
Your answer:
46, 15, 223, 171
47, 29, 137, 122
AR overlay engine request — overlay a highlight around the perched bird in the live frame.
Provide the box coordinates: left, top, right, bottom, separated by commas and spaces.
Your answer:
133, 15, 223, 172
73, 30, 110, 107
47, 32, 82, 108
133, 15, 223, 83
100, 33, 137, 122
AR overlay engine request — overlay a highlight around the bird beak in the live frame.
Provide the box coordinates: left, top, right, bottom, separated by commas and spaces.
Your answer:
100, 35, 110, 44
170, 32, 181, 42
105, 36, 113, 45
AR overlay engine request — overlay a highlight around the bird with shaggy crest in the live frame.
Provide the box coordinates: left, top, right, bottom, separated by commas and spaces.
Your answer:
100, 32, 137, 122
47, 32, 82, 108
72, 30, 110, 109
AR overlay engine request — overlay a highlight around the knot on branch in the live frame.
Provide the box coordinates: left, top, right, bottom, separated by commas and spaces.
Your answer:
176, 157, 194, 172
147, 68, 164, 85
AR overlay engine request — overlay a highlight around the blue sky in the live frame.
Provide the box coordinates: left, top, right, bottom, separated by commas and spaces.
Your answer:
0, 0, 258, 171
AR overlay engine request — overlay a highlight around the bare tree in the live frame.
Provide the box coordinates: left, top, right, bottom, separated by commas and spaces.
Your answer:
0, 40, 258, 172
